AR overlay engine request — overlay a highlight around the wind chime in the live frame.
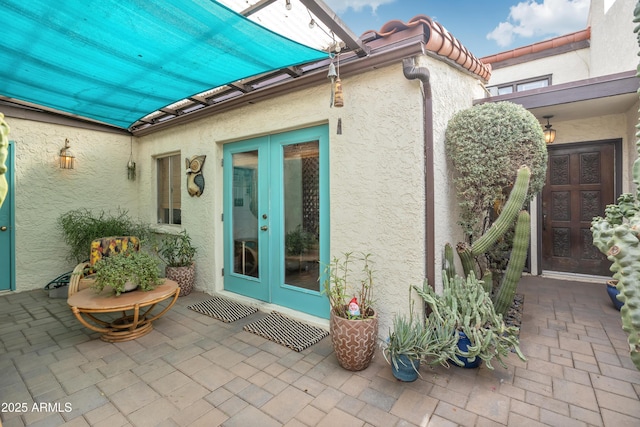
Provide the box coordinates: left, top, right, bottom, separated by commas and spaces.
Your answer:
127, 138, 136, 181
328, 53, 343, 134
327, 54, 343, 108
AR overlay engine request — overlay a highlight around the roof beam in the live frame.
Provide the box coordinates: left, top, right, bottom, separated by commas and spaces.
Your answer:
240, 0, 278, 17
299, 0, 369, 57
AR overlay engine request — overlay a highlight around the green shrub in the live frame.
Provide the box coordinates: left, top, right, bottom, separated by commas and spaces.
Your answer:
58, 208, 154, 263
445, 101, 547, 240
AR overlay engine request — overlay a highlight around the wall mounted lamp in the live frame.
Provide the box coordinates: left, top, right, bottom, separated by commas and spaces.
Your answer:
59, 139, 75, 169
543, 115, 556, 144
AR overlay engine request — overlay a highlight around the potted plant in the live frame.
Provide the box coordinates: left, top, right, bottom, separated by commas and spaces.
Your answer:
382, 295, 427, 381
323, 252, 378, 371
414, 271, 526, 370
91, 249, 162, 296
158, 230, 197, 296
284, 225, 315, 272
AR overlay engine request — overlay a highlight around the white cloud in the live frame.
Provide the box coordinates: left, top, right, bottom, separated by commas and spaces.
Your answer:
487, 0, 590, 47
323, 0, 396, 14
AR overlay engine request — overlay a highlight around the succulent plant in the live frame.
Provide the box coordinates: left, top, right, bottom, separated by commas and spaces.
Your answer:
589, 0, 640, 371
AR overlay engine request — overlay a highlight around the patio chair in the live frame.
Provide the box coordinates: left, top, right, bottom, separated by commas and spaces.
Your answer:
68, 236, 140, 297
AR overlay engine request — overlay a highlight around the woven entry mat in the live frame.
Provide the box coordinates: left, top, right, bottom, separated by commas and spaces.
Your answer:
243, 311, 329, 352
188, 296, 258, 323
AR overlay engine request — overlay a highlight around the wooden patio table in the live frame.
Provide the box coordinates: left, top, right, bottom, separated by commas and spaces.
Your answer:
67, 279, 180, 342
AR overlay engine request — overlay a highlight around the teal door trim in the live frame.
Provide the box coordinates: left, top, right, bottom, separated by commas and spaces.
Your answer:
0, 140, 15, 291
223, 136, 270, 301
269, 126, 330, 318
223, 125, 330, 319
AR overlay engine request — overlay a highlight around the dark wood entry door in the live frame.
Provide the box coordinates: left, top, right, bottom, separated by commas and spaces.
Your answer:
541, 140, 618, 276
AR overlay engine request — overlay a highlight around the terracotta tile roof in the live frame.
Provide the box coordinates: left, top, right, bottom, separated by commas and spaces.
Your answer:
480, 28, 591, 64
362, 14, 492, 81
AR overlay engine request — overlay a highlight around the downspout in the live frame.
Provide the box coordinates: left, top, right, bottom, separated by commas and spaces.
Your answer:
402, 57, 435, 290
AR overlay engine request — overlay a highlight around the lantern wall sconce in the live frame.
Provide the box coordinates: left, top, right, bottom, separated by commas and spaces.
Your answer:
59, 139, 75, 169
543, 115, 556, 144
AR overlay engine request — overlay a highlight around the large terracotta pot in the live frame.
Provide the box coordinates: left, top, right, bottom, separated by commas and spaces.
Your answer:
330, 309, 378, 371
165, 263, 195, 296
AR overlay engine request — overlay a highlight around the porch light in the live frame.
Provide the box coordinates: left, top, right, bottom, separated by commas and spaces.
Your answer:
285, 0, 292, 10
59, 139, 75, 169
543, 115, 556, 144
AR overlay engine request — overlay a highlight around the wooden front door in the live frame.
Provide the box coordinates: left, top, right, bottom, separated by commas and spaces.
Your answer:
541, 140, 619, 276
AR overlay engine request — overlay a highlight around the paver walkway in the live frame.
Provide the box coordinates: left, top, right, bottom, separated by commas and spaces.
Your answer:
1, 276, 639, 426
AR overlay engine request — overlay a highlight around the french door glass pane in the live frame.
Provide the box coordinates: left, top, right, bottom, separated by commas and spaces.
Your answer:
232, 151, 259, 278
283, 142, 319, 290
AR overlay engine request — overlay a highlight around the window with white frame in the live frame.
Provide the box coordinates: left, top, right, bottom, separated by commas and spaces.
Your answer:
157, 153, 182, 225
488, 75, 551, 96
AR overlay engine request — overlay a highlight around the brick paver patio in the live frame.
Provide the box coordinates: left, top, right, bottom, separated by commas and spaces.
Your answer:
1, 275, 639, 426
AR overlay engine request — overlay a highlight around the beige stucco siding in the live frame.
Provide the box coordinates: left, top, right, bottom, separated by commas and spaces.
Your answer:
487, 49, 591, 88
589, 0, 637, 77
6, 119, 135, 290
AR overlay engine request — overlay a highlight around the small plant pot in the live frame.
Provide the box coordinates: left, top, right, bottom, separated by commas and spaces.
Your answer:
391, 354, 420, 382
453, 331, 481, 369
330, 309, 378, 371
606, 280, 624, 311
166, 263, 196, 296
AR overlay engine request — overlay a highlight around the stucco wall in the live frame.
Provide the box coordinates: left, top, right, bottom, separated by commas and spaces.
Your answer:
422, 56, 487, 291
5, 118, 136, 291
487, 48, 591, 88
589, 0, 637, 77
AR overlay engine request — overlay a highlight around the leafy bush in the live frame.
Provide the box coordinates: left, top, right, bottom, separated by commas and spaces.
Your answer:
445, 101, 547, 240
58, 208, 154, 263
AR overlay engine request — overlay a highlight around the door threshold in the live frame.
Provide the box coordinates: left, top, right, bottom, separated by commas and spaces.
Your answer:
541, 270, 609, 284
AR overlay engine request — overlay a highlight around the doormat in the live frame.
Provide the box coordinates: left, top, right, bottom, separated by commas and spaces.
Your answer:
187, 296, 258, 323
243, 311, 329, 352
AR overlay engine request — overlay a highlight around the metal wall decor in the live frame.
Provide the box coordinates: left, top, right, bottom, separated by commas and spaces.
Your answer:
186, 155, 206, 197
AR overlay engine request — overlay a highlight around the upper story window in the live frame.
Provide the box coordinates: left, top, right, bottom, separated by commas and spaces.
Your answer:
488, 75, 551, 96
157, 153, 181, 225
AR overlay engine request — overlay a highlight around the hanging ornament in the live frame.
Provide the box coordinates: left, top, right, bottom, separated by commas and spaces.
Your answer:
327, 61, 337, 107
333, 77, 344, 108
127, 138, 136, 181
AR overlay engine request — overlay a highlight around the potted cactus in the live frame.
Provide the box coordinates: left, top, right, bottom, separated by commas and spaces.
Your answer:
413, 271, 526, 370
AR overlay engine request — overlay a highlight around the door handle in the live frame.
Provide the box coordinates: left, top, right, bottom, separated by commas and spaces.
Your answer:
260, 225, 268, 231
0, 226, 7, 231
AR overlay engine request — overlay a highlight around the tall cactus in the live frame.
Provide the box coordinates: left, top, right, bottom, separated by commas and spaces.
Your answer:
589, 0, 640, 371
455, 165, 532, 315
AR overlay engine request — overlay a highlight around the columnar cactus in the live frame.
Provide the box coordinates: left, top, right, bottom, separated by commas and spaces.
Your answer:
456, 165, 532, 316
589, 0, 640, 372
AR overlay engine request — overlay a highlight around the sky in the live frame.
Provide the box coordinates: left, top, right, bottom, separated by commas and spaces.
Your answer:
323, 0, 592, 58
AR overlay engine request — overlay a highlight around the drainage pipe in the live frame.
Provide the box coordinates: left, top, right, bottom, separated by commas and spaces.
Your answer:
402, 57, 435, 291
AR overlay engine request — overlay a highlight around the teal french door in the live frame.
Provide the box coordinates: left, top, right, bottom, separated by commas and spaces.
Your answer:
223, 125, 330, 318
0, 140, 14, 291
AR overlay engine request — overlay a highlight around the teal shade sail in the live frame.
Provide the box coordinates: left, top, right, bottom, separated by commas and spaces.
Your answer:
0, 0, 327, 129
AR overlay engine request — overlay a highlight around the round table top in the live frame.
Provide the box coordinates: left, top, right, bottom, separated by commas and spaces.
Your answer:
67, 279, 178, 310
